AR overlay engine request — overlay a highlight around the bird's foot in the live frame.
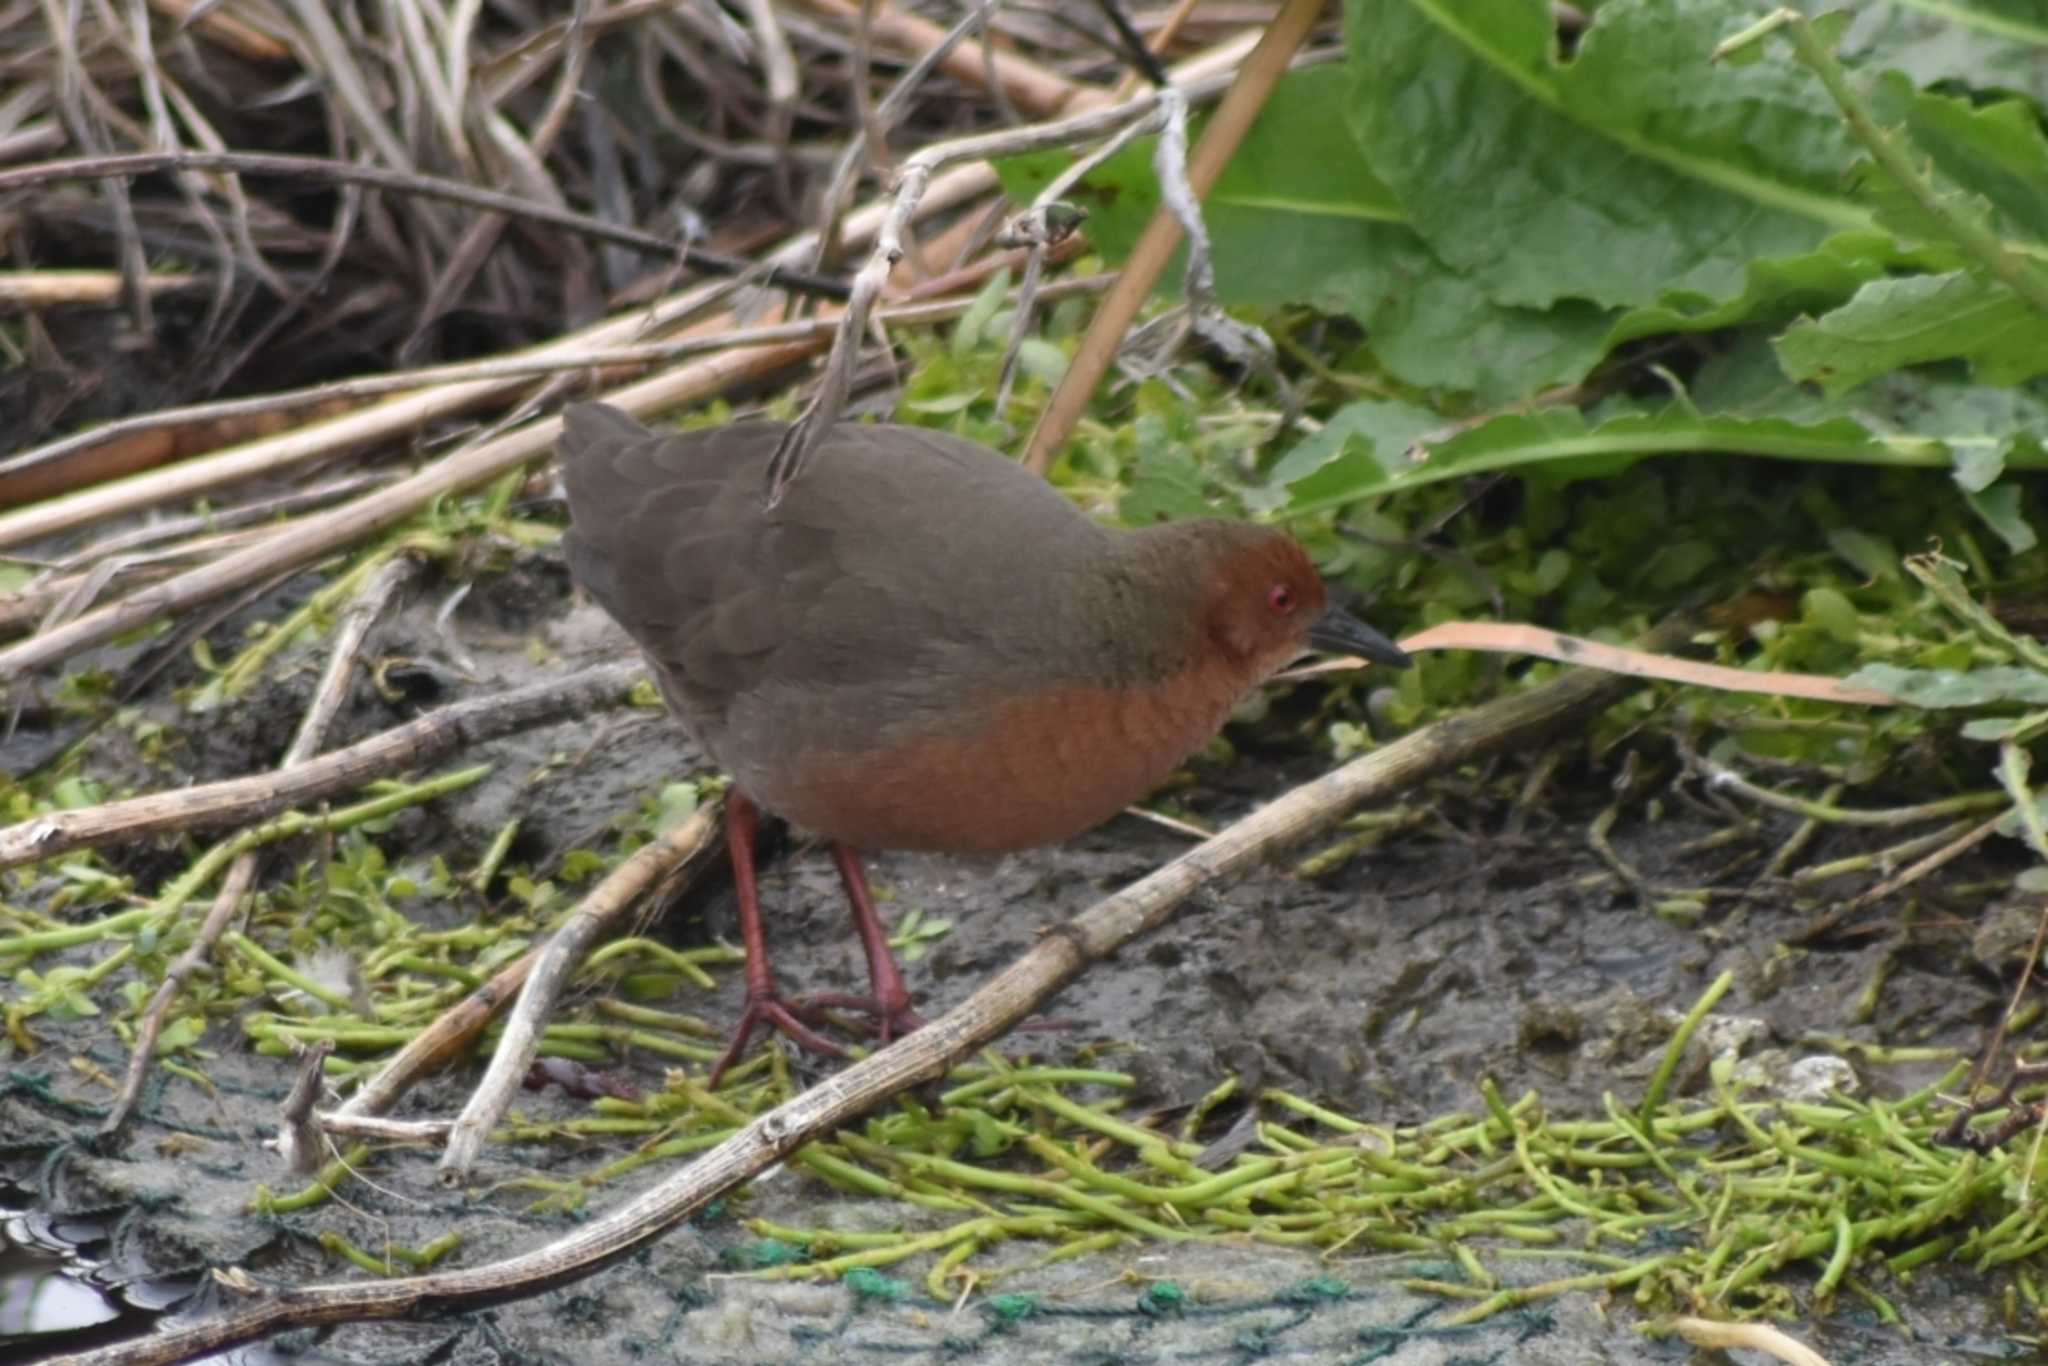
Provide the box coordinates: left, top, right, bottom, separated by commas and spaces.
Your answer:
795, 992, 928, 1045
706, 992, 845, 1089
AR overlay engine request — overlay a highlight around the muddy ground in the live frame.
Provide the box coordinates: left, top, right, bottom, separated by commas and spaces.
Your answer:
1, 555, 2034, 1363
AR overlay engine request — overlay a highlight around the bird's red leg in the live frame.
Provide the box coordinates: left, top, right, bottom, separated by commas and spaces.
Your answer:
794, 843, 927, 1044
706, 790, 844, 1087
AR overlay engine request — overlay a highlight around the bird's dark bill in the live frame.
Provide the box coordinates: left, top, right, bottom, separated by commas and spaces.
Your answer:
1307, 607, 1412, 668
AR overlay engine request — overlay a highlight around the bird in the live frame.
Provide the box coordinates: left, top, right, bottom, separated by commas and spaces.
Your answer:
556, 402, 1410, 1085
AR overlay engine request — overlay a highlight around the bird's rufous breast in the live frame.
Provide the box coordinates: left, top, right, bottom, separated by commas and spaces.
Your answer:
769, 654, 1264, 853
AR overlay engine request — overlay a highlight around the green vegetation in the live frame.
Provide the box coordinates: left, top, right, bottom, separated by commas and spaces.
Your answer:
6, 0, 2048, 1349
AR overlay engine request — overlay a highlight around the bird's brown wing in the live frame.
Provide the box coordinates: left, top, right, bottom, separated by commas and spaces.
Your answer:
558, 405, 1106, 773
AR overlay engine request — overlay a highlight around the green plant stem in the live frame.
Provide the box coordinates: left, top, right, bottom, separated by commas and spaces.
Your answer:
1638, 970, 1735, 1135
1775, 10, 2048, 317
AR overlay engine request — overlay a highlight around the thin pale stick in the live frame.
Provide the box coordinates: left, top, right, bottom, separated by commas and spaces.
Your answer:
0, 151, 848, 299
0, 661, 644, 871
1024, 0, 1326, 473
98, 555, 419, 1138
1394, 621, 1895, 706
437, 802, 720, 1177
2, 276, 1113, 513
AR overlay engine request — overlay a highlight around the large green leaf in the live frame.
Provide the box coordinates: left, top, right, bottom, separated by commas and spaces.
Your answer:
1208, 66, 1401, 224
1775, 270, 2048, 392
1357, 255, 1616, 399
1604, 232, 1915, 351
1345, 0, 1870, 311
994, 66, 1618, 402
1268, 401, 2048, 514
1830, 1, 2048, 106
1846, 663, 2048, 708
1895, 82, 2048, 250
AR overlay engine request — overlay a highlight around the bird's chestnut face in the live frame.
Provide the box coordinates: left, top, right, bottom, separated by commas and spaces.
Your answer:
1208, 534, 1328, 666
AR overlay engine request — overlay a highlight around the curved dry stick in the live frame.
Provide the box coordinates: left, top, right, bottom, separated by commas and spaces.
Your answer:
99, 555, 419, 1139
45, 637, 1661, 1366
1392, 622, 1897, 706
764, 62, 1238, 499
437, 801, 719, 1176
0, 151, 848, 301
0, 661, 643, 871
0, 329, 816, 674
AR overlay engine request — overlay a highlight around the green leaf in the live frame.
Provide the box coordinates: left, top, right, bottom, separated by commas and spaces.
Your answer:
952, 268, 1011, 358
1016, 338, 1068, 388
901, 391, 979, 416
1826, 529, 1900, 583
52, 776, 105, 809
1949, 434, 2009, 493
1962, 710, 2048, 742
1965, 482, 2039, 553
1843, 370, 2048, 497
1803, 587, 1861, 642
1775, 270, 2048, 393
1121, 432, 1239, 524
1208, 65, 1402, 223
1358, 253, 1618, 401
1896, 81, 2048, 251
1831, 1, 2048, 116
1266, 398, 1446, 489
1345, 0, 1868, 312
155, 1015, 205, 1055
653, 783, 700, 831
1846, 663, 2048, 707
1605, 232, 1912, 349
1273, 404, 2000, 514
996, 67, 1619, 401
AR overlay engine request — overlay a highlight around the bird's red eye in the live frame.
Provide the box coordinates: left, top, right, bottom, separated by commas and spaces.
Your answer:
1267, 584, 1295, 614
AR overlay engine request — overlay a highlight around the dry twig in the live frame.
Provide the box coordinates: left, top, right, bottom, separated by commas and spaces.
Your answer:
0, 150, 850, 300
437, 802, 721, 1177
764, 61, 1247, 501
1025, 0, 1327, 472
0, 661, 643, 870
98, 554, 419, 1139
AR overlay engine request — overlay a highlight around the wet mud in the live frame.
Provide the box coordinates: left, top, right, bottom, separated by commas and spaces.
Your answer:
1, 556, 2027, 1363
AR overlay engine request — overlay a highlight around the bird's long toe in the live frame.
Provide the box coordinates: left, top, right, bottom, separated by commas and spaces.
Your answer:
793, 992, 928, 1045
706, 992, 847, 1088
